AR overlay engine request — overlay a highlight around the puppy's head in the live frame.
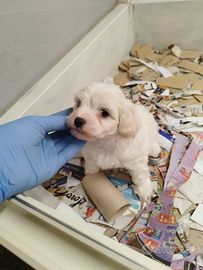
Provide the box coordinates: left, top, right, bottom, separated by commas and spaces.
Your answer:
67, 83, 141, 141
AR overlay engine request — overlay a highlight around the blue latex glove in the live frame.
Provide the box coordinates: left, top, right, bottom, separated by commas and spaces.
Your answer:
0, 109, 86, 202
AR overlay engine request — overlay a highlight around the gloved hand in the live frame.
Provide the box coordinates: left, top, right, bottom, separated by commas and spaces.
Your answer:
0, 109, 86, 202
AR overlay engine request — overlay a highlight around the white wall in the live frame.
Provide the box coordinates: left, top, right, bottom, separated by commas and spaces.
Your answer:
0, 0, 116, 116
0, 4, 133, 124
4, 0, 203, 123
132, 0, 203, 51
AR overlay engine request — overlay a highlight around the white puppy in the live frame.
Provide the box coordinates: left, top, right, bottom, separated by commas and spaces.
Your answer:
67, 83, 161, 203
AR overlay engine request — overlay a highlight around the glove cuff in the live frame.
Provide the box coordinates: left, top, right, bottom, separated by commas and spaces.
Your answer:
0, 172, 8, 202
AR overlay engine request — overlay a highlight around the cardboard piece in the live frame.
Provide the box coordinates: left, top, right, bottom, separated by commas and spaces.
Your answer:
138, 68, 160, 82
170, 97, 200, 108
118, 64, 128, 72
188, 73, 201, 85
103, 226, 117, 237
181, 51, 201, 60
82, 172, 131, 223
129, 66, 144, 75
127, 233, 143, 251
130, 44, 142, 57
159, 54, 180, 68
114, 170, 132, 182
145, 50, 163, 62
177, 60, 203, 75
189, 229, 203, 248
123, 60, 130, 69
194, 94, 203, 103
128, 59, 141, 66
157, 74, 190, 89
191, 80, 203, 90
154, 48, 171, 57
113, 71, 131, 86
137, 45, 152, 61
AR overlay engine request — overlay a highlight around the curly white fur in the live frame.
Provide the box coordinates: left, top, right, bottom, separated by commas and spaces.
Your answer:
67, 83, 161, 203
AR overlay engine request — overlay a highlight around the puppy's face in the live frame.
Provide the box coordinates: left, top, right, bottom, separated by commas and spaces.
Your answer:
67, 83, 141, 141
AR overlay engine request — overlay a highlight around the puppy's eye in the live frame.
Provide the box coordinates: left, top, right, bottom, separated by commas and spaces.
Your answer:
76, 100, 81, 108
101, 109, 109, 117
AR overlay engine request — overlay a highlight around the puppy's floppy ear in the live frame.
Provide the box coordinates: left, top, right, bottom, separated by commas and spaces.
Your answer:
118, 101, 142, 139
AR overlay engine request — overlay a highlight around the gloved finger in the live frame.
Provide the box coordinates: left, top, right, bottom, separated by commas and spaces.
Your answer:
57, 139, 86, 168
35, 115, 70, 133
51, 108, 73, 117
50, 128, 71, 142
54, 134, 76, 154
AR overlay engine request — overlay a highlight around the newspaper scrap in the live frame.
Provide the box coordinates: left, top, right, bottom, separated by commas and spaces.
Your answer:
178, 150, 203, 204
106, 174, 141, 212
120, 203, 156, 244
56, 201, 106, 234
84, 206, 134, 230
195, 247, 203, 270
191, 204, 203, 227
40, 163, 138, 233
171, 248, 199, 270
174, 197, 192, 215
113, 44, 203, 267
164, 134, 188, 189
138, 133, 203, 262
176, 222, 197, 254
45, 185, 87, 213
120, 133, 203, 266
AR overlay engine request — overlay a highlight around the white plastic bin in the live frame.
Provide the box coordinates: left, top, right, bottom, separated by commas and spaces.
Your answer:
1, 1, 203, 269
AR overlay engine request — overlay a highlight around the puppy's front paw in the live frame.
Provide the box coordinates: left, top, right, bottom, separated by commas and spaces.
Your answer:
132, 184, 153, 205
84, 162, 100, 175
149, 140, 161, 158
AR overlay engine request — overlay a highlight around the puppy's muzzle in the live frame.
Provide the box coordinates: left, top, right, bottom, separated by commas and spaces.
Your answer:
74, 117, 86, 128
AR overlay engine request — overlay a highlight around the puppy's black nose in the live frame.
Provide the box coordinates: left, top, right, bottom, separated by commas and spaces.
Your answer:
74, 117, 86, 128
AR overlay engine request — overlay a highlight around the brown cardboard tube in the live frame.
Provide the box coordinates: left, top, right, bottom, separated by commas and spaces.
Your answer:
82, 172, 131, 223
